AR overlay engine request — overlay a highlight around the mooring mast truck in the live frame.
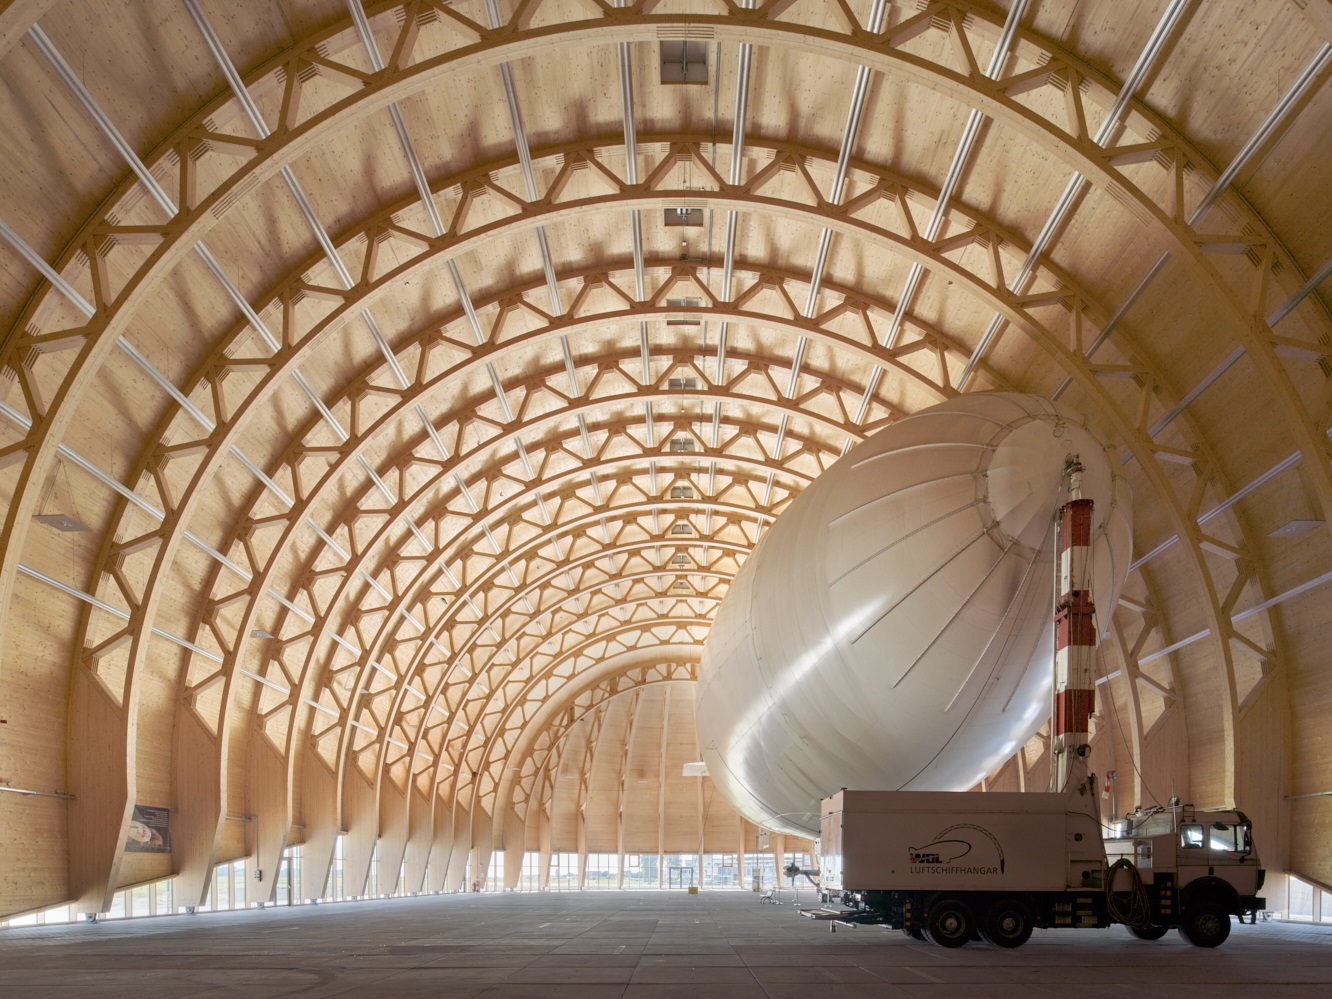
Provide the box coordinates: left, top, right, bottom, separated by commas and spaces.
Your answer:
813, 781, 1265, 948
792, 455, 1263, 949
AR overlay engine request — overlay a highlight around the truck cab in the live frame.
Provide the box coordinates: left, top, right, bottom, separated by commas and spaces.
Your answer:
1104, 804, 1265, 946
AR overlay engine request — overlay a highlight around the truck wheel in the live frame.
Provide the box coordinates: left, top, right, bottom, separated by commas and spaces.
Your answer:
1128, 924, 1170, 940
925, 898, 972, 948
982, 900, 1032, 948
1179, 902, 1231, 948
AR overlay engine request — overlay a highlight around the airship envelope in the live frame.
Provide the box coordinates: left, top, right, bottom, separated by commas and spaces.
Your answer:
695, 393, 1132, 836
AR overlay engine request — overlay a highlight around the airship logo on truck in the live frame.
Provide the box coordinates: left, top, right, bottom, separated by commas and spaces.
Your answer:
909, 824, 1006, 875
909, 839, 971, 865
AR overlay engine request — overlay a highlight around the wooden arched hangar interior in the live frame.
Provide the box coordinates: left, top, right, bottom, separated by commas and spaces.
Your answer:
0, 0, 1329, 918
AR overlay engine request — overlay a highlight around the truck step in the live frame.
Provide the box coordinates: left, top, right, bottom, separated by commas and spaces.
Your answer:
799, 906, 855, 920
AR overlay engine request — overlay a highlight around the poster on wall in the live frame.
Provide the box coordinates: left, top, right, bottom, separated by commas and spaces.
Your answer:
124, 804, 171, 853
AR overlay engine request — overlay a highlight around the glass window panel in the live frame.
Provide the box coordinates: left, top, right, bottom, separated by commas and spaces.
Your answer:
585, 853, 615, 889
625, 853, 660, 888
214, 865, 231, 910
520, 852, 542, 891
1289, 877, 1314, 920
703, 854, 738, 888
486, 851, 504, 892
549, 852, 579, 891
1208, 822, 1247, 852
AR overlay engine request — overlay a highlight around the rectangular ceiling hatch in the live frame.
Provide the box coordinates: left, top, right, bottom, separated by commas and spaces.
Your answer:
664, 206, 704, 227
661, 40, 708, 84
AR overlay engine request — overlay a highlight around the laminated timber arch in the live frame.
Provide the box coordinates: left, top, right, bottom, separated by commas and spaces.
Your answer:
491, 647, 704, 892
4, 2, 1331, 611
1, 0, 1330, 919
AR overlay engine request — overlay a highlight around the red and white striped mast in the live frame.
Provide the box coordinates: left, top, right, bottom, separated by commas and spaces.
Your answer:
1050, 454, 1097, 794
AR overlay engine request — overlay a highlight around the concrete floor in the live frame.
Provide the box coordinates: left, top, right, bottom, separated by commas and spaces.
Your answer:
1, 890, 1329, 998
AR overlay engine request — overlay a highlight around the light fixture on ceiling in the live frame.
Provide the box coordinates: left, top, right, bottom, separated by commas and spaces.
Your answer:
33, 461, 89, 533
33, 512, 89, 533
1269, 520, 1322, 537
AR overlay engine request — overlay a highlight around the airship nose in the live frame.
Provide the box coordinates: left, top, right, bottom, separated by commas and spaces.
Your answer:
696, 393, 1133, 837
984, 414, 1116, 553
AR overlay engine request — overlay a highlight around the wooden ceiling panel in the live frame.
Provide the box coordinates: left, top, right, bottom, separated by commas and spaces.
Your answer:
1236, 82, 1332, 274
1147, 2, 1320, 167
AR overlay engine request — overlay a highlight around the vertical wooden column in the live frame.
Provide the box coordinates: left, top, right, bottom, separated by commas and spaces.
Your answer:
502, 800, 525, 890
472, 803, 495, 890
446, 803, 471, 891
68, 672, 132, 915
297, 757, 338, 901
340, 769, 378, 897
656, 687, 670, 888
425, 793, 454, 893
248, 736, 290, 905
615, 690, 641, 890
172, 709, 223, 910
574, 706, 608, 890
691, 687, 704, 886
537, 804, 552, 891
376, 782, 409, 895
738, 819, 749, 891
405, 786, 433, 893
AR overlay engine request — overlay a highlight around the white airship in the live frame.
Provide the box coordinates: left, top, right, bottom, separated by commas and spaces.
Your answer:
695, 393, 1132, 836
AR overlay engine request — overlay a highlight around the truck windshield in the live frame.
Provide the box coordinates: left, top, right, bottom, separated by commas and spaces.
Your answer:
1208, 822, 1251, 854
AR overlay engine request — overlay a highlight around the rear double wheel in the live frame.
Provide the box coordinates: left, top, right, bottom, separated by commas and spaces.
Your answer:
981, 899, 1033, 948
925, 897, 974, 948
